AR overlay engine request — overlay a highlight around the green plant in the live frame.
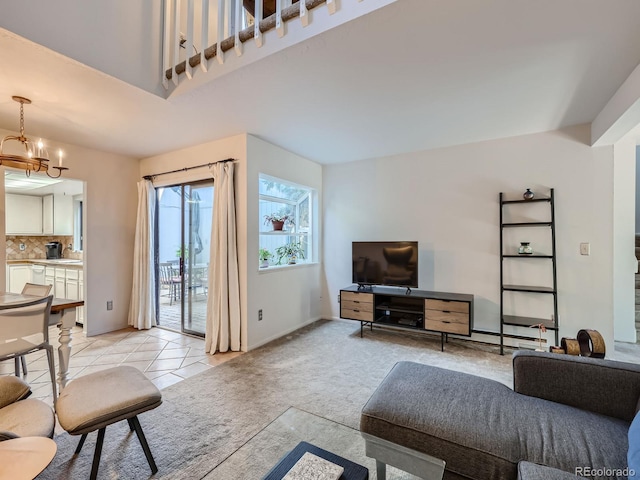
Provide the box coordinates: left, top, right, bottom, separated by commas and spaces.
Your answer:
259, 248, 272, 261
264, 206, 295, 226
275, 242, 306, 265
263, 213, 294, 225
176, 247, 189, 259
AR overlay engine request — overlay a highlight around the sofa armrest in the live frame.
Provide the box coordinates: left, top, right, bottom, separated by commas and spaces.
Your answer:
512, 351, 640, 422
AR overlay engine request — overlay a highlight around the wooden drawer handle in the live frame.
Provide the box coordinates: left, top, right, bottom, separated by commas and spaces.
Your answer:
353, 301, 360, 303
443, 310, 451, 313
353, 309, 360, 313
442, 320, 451, 324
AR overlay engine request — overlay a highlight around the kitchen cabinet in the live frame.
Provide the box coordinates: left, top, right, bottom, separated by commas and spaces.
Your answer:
54, 268, 66, 299
45, 267, 55, 295
43, 194, 74, 235
7, 264, 32, 293
6, 194, 43, 234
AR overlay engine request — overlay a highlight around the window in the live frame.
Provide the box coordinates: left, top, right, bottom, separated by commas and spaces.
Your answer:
259, 174, 314, 267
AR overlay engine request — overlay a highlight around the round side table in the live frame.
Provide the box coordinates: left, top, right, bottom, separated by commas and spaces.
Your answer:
0, 436, 57, 480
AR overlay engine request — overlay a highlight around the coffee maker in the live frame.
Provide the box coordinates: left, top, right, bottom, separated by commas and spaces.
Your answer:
45, 241, 63, 259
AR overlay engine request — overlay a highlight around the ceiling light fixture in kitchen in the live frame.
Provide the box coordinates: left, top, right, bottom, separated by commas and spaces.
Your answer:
0, 96, 69, 178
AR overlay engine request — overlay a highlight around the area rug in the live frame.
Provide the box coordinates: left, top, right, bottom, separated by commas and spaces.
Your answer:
205, 406, 422, 479
40, 319, 511, 479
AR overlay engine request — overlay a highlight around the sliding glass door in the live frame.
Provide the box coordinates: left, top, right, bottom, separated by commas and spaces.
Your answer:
156, 180, 214, 336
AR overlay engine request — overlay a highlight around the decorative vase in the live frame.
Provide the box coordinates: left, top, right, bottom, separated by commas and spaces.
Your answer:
260, 259, 269, 268
288, 254, 297, 265
271, 220, 285, 231
518, 242, 533, 255
523, 188, 534, 200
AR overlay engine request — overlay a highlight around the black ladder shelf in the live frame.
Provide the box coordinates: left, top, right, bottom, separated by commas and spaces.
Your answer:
499, 188, 558, 355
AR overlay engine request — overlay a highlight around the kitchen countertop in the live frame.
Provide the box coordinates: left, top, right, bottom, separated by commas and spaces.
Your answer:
7, 259, 83, 268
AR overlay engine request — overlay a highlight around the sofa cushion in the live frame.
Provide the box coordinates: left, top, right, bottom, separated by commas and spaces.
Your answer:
0, 398, 54, 438
361, 361, 629, 480
629, 412, 640, 480
0, 376, 31, 409
517, 461, 583, 480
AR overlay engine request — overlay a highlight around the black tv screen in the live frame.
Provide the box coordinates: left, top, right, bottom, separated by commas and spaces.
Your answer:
352, 241, 418, 288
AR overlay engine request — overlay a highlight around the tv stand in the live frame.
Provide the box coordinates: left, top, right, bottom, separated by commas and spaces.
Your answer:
339, 285, 474, 351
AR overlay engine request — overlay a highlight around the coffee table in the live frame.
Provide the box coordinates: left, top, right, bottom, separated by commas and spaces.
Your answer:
262, 441, 369, 480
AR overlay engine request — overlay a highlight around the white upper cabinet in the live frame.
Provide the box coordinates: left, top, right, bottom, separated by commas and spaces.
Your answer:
6, 193, 74, 236
6, 194, 43, 235
43, 194, 73, 235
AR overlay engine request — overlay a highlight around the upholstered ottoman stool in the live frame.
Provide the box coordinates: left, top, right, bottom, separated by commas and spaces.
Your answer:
56, 366, 162, 480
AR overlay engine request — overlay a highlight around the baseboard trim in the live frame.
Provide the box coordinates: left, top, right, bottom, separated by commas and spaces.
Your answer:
247, 316, 323, 351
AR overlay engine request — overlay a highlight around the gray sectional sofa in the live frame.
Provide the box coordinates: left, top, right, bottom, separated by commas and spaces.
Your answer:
361, 351, 640, 480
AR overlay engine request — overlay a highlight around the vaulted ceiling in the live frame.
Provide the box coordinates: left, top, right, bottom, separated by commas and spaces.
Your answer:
1, 0, 640, 164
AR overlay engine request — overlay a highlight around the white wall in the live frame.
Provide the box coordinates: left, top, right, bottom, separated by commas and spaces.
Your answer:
0, 128, 140, 336
140, 133, 323, 351
246, 135, 323, 350
139, 134, 249, 349
323, 125, 619, 349
635, 146, 640, 234
613, 136, 637, 342
0, 1, 165, 96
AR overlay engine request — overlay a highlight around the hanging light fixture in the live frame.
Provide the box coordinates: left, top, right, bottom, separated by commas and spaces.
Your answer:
0, 96, 68, 178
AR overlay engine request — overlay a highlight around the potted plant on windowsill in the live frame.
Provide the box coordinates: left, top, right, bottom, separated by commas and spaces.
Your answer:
264, 212, 295, 231
259, 248, 272, 268
275, 242, 305, 265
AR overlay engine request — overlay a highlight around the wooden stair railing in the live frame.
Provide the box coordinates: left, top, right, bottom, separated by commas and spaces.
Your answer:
165, 0, 326, 82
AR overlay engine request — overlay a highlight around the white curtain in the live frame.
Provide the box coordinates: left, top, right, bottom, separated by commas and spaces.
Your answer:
205, 161, 241, 354
128, 179, 156, 330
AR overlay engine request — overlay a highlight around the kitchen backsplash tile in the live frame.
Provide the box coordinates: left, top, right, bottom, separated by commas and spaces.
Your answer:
6, 235, 82, 261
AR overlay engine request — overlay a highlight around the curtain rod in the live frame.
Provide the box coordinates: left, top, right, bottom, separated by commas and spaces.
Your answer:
142, 158, 235, 180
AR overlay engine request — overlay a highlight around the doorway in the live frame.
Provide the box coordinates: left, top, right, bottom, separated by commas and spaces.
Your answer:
156, 180, 213, 336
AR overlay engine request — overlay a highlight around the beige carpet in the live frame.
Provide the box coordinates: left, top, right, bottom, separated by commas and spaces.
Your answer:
40, 319, 512, 479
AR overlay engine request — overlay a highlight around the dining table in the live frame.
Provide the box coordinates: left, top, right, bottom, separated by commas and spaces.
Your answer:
0, 293, 84, 390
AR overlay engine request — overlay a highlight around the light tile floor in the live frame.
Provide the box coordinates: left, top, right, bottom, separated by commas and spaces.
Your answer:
0, 325, 242, 407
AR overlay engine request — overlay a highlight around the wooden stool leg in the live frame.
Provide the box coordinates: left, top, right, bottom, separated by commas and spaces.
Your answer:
74, 434, 88, 454
131, 416, 158, 474
127, 418, 135, 431
90, 428, 106, 480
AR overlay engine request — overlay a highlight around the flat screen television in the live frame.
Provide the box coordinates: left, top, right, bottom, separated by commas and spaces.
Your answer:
352, 241, 418, 289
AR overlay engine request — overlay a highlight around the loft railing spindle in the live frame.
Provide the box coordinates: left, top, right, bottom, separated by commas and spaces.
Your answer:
162, 0, 173, 88
276, 0, 284, 37
172, 0, 182, 86
200, 0, 210, 72
234, 0, 243, 55
300, 0, 308, 27
185, 0, 195, 79
217, 0, 225, 63
254, 0, 263, 47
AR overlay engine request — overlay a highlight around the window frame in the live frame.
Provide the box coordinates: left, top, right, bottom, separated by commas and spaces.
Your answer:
258, 174, 315, 269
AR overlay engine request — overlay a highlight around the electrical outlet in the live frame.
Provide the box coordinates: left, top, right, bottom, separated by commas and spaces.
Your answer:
19, 243, 26, 251
107, 300, 113, 311
580, 243, 590, 255
337, 294, 340, 303
258, 309, 263, 321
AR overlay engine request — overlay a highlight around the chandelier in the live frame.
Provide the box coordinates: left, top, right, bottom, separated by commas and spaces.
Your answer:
0, 96, 68, 178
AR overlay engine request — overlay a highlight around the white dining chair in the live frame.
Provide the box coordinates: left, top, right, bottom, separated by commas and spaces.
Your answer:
0, 295, 57, 403
14, 284, 53, 377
